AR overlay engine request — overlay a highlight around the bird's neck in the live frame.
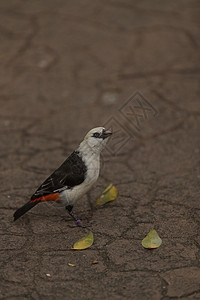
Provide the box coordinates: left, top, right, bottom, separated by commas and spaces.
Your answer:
78, 140, 102, 157
77, 140, 100, 171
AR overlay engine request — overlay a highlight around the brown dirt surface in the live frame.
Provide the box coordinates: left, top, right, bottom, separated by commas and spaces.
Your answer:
0, 1, 200, 299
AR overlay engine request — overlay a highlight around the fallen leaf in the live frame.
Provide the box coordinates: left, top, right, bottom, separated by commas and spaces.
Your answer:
95, 184, 118, 206
68, 263, 76, 267
92, 260, 99, 264
142, 229, 162, 249
72, 231, 94, 250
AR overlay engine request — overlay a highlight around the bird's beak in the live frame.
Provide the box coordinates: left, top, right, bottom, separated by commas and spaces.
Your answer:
102, 129, 112, 139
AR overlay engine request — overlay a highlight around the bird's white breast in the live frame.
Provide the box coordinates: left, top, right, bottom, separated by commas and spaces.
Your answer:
60, 152, 100, 206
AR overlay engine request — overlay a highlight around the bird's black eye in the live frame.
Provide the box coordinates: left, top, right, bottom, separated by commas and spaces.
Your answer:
93, 132, 101, 138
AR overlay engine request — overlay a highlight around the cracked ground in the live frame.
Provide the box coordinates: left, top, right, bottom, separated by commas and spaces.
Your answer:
0, 1, 200, 299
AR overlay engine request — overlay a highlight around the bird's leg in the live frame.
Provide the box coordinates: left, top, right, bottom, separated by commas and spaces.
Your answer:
66, 205, 82, 226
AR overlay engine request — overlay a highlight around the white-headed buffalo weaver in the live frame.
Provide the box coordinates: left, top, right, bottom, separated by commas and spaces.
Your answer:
14, 127, 112, 224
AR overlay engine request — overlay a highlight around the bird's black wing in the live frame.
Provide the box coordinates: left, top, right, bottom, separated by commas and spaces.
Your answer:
31, 150, 87, 200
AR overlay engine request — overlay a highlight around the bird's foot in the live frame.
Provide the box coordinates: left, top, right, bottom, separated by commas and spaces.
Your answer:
75, 219, 81, 225
69, 211, 85, 227
65, 205, 85, 227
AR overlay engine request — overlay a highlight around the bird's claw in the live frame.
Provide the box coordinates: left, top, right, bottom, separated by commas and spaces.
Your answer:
75, 219, 86, 227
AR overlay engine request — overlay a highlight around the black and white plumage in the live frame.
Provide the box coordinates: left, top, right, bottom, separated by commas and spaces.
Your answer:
13, 127, 112, 223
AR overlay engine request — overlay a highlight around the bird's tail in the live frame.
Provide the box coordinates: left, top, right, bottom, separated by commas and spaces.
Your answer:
13, 199, 40, 221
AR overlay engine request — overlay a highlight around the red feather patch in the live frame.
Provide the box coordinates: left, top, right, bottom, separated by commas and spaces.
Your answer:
30, 193, 60, 203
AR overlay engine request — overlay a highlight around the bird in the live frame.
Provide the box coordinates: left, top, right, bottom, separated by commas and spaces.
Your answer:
13, 127, 112, 224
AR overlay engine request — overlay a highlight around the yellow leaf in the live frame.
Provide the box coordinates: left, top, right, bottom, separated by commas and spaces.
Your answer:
95, 184, 118, 206
68, 263, 76, 267
142, 229, 162, 249
71, 231, 94, 250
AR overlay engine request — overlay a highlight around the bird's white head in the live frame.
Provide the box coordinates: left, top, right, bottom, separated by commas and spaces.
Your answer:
79, 127, 112, 154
